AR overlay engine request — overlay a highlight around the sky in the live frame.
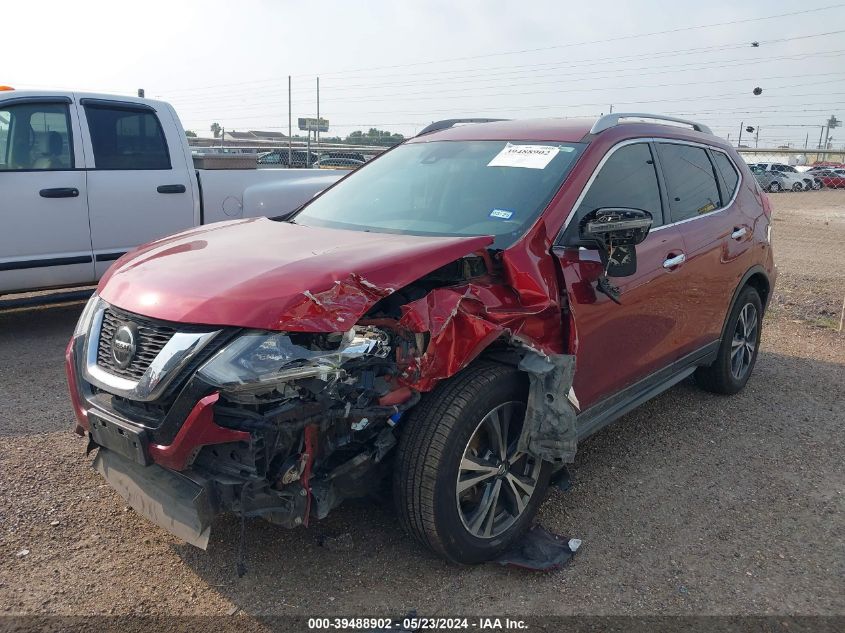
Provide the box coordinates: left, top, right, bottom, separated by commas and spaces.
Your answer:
5, 0, 845, 147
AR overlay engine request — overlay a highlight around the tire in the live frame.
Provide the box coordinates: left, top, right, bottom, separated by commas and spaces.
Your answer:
791, 182, 803, 192
393, 361, 551, 564
768, 181, 781, 193
695, 286, 763, 395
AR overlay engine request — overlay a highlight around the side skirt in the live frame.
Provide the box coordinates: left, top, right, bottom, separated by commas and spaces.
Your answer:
576, 341, 719, 441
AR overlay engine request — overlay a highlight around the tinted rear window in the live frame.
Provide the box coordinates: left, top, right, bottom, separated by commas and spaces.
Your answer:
656, 143, 721, 222
85, 106, 170, 170
712, 151, 740, 202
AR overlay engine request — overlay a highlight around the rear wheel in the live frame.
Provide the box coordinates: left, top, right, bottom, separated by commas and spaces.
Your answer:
791, 182, 803, 192
393, 361, 550, 563
695, 286, 763, 394
768, 181, 782, 193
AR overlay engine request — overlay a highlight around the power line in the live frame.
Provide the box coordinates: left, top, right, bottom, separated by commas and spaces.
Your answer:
163, 30, 845, 102
165, 48, 845, 111
313, 3, 845, 76
160, 8, 845, 95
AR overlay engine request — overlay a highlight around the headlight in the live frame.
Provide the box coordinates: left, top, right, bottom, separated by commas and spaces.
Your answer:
197, 327, 389, 393
73, 293, 101, 337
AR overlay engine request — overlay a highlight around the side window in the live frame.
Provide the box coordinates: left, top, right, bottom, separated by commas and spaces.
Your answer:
0, 102, 73, 171
656, 143, 721, 222
712, 151, 740, 203
575, 143, 663, 226
84, 105, 170, 170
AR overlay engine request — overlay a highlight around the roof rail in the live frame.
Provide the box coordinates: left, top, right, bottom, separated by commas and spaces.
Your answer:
590, 113, 712, 135
417, 118, 509, 136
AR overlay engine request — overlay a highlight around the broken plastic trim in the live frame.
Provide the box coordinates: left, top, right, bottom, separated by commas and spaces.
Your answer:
517, 348, 577, 464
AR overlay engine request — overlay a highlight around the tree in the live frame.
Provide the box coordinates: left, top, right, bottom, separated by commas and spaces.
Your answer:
210, 122, 221, 138
185, 130, 197, 138
345, 128, 404, 147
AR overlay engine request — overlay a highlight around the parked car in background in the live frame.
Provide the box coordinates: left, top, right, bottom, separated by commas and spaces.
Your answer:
812, 168, 845, 188
67, 113, 775, 563
313, 156, 365, 169
755, 162, 820, 190
0, 90, 344, 295
749, 165, 800, 192
257, 148, 319, 168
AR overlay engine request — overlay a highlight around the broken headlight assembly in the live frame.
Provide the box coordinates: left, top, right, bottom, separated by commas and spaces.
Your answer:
197, 326, 391, 396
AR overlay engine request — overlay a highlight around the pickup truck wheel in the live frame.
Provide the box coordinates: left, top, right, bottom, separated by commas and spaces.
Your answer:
695, 286, 763, 395
393, 361, 551, 564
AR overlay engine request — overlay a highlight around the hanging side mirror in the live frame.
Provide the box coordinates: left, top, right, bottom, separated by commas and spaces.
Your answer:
579, 208, 653, 277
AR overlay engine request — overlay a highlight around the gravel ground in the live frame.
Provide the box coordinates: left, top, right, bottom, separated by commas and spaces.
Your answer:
0, 192, 842, 621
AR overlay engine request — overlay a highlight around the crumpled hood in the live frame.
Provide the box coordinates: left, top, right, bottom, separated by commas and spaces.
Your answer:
98, 218, 493, 331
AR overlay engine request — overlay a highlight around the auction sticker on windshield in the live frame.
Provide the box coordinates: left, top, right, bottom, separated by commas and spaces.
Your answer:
487, 143, 559, 169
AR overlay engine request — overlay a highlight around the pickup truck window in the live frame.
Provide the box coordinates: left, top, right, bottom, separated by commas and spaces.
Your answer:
84, 105, 171, 170
0, 103, 73, 171
294, 140, 585, 249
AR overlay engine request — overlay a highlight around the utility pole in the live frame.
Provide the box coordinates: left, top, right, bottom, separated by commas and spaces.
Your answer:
316, 77, 320, 153
288, 75, 292, 167
822, 115, 841, 161
804, 132, 809, 149
755, 126, 760, 149
221, 127, 225, 150
609, 104, 613, 113
737, 122, 744, 147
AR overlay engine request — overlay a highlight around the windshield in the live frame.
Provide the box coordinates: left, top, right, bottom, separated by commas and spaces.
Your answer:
293, 140, 585, 249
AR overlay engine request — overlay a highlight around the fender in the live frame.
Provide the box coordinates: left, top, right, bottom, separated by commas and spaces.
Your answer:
718, 264, 771, 344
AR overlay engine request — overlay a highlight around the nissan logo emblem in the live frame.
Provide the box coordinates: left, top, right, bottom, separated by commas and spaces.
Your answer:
111, 324, 138, 370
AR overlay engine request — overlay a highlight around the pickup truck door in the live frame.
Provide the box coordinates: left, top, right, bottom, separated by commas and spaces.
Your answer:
78, 98, 195, 277
0, 96, 94, 293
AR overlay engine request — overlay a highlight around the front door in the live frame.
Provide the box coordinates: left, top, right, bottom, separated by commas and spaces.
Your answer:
553, 141, 689, 411
0, 97, 94, 293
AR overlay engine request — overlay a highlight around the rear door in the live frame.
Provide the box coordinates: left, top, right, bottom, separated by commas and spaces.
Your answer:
554, 141, 688, 410
78, 99, 194, 277
653, 141, 749, 359
0, 97, 94, 293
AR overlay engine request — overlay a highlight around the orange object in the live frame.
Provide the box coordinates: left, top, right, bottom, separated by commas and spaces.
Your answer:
0, 85, 14, 91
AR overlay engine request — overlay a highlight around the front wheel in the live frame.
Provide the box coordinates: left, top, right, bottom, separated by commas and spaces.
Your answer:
393, 361, 550, 563
791, 182, 803, 192
768, 181, 782, 193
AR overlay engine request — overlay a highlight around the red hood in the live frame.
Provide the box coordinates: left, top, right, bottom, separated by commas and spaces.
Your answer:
98, 218, 493, 331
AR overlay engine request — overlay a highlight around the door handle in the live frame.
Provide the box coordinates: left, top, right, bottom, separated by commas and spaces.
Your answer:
39, 187, 79, 198
157, 184, 186, 194
663, 253, 686, 269
731, 226, 747, 240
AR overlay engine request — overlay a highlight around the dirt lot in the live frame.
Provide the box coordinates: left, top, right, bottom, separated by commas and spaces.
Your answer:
1, 191, 843, 622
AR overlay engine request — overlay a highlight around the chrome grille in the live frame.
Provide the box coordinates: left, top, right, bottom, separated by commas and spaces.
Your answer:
96, 308, 176, 380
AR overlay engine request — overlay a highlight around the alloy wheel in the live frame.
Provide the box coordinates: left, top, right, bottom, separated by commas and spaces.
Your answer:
455, 401, 541, 539
731, 303, 758, 380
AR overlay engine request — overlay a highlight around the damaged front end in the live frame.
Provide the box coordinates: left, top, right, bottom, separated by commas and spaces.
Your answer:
186, 324, 422, 535
74, 245, 580, 551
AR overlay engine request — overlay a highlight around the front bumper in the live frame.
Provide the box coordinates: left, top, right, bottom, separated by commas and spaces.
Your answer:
93, 448, 216, 549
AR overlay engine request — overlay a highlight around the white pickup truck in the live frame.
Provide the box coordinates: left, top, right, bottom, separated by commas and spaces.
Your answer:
0, 90, 345, 294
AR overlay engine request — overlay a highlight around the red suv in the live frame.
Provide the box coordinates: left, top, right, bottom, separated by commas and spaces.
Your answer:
66, 114, 775, 563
